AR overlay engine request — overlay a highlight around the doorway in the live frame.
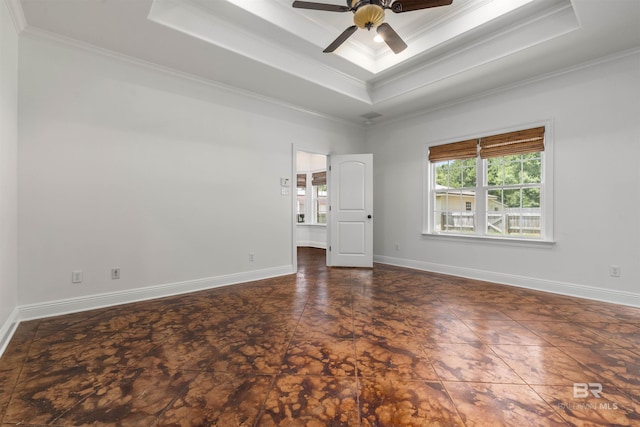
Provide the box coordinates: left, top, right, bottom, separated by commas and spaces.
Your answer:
292, 150, 374, 271
295, 151, 328, 261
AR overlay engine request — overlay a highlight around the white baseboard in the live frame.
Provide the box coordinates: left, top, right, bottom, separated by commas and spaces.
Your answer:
374, 255, 640, 308
0, 307, 20, 358
5, 255, 637, 358
18, 264, 295, 322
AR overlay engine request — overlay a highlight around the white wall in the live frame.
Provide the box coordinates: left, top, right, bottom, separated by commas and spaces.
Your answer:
296, 225, 327, 249
17, 33, 365, 315
368, 52, 640, 306
11, 24, 640, 327
0, 0, 19, 352
296, 151, 327, 172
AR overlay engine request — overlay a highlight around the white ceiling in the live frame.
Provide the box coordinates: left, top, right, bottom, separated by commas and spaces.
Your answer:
13, 0, 640, 125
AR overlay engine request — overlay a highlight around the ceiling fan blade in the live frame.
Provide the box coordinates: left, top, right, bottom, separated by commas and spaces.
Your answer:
292, 1, 351, 12
389, 0, 453, 13
376, 23, 407, 54
324, 25, 358, 53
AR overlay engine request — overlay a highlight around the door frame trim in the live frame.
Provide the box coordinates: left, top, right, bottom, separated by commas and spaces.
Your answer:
291, 146, 330, 271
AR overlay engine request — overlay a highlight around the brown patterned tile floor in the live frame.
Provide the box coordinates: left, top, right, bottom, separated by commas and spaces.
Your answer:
1, 247, 639, 426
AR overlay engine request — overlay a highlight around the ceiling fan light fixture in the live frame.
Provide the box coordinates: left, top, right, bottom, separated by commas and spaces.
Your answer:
353, 3, 385, 29
293, 0, 453, 54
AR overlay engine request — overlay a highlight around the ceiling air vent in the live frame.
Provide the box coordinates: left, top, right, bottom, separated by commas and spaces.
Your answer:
361, 111, 382, 125
361, 112, 383, 120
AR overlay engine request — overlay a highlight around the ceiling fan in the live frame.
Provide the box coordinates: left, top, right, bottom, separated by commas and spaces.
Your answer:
292, 0, 453, 54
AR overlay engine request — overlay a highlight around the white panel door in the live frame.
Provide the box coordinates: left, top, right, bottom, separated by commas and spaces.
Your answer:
328, 154, 373, 267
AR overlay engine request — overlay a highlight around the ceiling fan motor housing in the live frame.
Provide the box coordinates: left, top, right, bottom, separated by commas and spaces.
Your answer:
351, 0, 386, 29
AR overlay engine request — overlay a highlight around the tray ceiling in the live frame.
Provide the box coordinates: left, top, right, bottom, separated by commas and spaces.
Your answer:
14, 0, 640, 125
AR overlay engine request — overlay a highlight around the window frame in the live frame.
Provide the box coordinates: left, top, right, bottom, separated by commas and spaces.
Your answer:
312, 179, 327, 225
423, 121, 555, 246
297, 170, 328, 227
296, 173, 307, 223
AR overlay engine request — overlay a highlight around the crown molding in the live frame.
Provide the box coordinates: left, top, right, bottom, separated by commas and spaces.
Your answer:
369, 46, 640, 128
402, 0, 492, 43
4, 0, 26, 33
370, 0, 577, 99
150, 0, 371, 103
21, 26, 363, 129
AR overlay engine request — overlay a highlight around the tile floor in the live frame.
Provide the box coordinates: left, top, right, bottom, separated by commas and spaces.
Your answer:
1, 247, 639, 426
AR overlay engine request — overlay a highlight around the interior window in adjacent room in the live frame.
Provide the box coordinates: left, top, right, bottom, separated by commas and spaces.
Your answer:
297, 173, 306, 223
312, 171, 327, 224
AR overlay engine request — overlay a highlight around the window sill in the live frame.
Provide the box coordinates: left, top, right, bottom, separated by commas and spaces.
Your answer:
422, 232, 556, 248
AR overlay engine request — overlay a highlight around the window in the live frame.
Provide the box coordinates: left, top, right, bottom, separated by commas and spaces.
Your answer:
296, 170, 327, 225
486, 153, 542, 237
297, 152, 327, 226
312, 171, 327, 224
297, 173, 306, 223
434, 157, 477, 234
427, 126, 551, 241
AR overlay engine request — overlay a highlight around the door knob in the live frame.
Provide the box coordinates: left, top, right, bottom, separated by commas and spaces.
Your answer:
367, 215, 372, 219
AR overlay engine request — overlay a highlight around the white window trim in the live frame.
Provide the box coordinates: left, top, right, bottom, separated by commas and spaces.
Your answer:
422, 120, 555, 246
297, 169, 328, 226
312, 175, 328, 225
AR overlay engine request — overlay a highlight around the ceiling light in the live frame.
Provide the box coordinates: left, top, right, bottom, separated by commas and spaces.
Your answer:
373, 34, 383, 43
353, 3, 385, 30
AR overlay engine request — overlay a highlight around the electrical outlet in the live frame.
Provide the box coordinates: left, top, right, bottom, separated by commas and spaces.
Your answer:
609, 265, 620, 277
249, 252, 255, 262
72, 270, 83, 284
395, 243, 400, 251
111, 268, 120, 280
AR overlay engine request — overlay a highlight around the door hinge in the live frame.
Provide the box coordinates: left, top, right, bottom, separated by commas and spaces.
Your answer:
329, 165, 332, 171
329, 246, 332, 252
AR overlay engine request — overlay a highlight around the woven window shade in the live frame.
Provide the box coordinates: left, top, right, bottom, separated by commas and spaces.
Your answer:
480, 126, 545, 159
312, 171, 327, 186
428, 139, 478, 162
297, 173, 307, 188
